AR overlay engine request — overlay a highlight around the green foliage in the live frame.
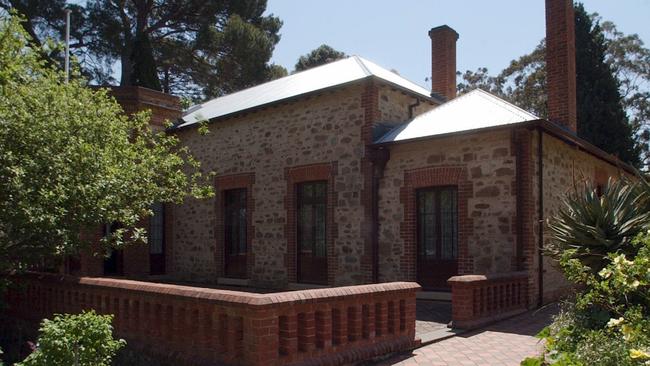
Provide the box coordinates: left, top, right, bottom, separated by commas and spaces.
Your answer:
535, 177, 650, 365
458, 3, 650, 167
573, 3, 641, 166
16, 311, 125, 366
0, 14, 213, 274
547, 178, 650, 271
0, 0, 283, 100
294, 44, 346, 72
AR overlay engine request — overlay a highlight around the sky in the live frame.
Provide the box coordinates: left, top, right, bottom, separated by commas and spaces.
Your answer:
264, 0, 650, 90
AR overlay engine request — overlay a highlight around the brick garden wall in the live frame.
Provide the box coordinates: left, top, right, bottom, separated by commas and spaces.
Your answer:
5, 273, 420, 366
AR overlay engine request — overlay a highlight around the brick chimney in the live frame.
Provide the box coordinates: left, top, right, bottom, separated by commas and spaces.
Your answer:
98, 86, 182, 130
428, 25, 459, 101
545, 0, 577, 132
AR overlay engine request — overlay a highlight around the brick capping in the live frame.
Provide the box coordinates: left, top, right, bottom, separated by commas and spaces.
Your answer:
399, 166, 474, 281
5, 272, 420, 366
447, 271, 528, 330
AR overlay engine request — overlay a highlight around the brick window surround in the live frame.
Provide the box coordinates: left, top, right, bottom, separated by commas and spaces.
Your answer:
399, 166, 473, 282
214, 173, 255, 279
285, 163, 338, 285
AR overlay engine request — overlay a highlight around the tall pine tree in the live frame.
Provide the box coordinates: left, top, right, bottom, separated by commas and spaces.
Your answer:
457, 2, 646, 166
574, 3, 640, 165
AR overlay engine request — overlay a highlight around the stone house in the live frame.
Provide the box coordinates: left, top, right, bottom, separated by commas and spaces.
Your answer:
75, 0, 630, 307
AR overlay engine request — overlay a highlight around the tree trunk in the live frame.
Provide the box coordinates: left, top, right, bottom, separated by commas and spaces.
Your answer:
120, 45, 133, 86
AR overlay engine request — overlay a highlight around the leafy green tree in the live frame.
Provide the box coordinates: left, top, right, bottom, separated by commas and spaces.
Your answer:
0, 0, 283, 100
574, 3, 640, 165
458, 3, 649, 167
0, 14, 212, 275
17, 311, 125, 366
294, 44, 346, 72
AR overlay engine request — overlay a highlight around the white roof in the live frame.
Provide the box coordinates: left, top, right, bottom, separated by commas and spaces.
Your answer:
178, 56, 434, 128
375, 89, 539, 143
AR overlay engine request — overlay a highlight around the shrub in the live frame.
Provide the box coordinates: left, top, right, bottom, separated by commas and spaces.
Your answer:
525, 232, 650, 365
526, 177, 650, 366
547, 178, 650, 272
16, 310, 125, 366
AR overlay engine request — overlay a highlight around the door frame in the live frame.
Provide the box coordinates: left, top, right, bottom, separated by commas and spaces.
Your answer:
415, 186, 459, 291
286, 163, 335, 285
296, 180, 329, 285
223, 188, 248, 279
399, 166, 472, 285
215, 173, 255, 279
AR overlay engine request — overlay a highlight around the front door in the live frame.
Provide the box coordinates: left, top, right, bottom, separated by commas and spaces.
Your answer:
297, 181, 328, 284
416, 186, 458, 290
224, 189, 248, 278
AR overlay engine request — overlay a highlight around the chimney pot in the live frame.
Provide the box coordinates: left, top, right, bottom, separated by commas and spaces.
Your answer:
429, 25, 459, 101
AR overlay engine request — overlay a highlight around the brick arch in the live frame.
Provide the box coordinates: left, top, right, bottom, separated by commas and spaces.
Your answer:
399, 166, 474, 282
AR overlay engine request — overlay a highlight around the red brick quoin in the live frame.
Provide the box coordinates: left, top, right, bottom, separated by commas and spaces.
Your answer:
399, 166, 474, 281
214, 173, 256, 278
285, 163, 338, 284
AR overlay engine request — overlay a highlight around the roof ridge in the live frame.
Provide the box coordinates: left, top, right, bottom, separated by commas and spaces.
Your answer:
471, 88, 538, 120
189, 56, 359, 111
352, 55, 372, 76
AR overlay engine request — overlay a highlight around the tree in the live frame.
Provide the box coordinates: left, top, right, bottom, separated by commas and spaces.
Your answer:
458, 3, 649, 167
0, 0, 283, 100
294, 44, 346, 72
0, 14, 212, 275
17, 311, 125, 366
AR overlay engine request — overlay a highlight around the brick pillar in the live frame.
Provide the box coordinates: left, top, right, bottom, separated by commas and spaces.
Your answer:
83, 86, 182, 278
545, 0, 577, 132
428, 25, 459, 101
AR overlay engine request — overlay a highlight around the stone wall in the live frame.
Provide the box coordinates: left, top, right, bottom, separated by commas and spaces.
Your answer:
377, 85, 434, 123
172, 85, 370, 287
377, 129, 518, 282
537, 132, 625, 302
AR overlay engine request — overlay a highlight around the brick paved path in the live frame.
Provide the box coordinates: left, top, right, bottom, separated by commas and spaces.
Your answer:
381, 304, 557, 366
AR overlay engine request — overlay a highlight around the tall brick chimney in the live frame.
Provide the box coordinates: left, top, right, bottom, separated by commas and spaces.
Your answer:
428, 25, 459, 101
545, 0, 577, 132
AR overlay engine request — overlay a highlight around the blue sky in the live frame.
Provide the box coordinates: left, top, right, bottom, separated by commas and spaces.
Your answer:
264, 1, 650, 89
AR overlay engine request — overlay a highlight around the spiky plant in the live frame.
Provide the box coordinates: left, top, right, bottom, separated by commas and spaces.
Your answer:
547, 178, 650, 272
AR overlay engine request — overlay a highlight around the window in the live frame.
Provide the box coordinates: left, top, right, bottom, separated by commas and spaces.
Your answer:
224, 189, 247, 257
417, 187, 458, 260
297, 181, 327, 257
149, 202, 164, 255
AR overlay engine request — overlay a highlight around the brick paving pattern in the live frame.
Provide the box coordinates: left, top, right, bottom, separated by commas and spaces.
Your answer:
382, 304, 557, 366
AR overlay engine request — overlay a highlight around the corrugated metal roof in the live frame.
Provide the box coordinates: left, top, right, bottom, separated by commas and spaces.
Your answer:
374, 89, 539, 144
178, 56, 435, 128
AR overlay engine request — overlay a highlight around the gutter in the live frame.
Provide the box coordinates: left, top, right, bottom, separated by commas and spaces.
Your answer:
373, 119, 635, 175
370, 148, 390, 283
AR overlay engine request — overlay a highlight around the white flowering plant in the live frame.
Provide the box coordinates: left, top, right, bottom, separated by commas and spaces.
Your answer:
523, 222, 650, 365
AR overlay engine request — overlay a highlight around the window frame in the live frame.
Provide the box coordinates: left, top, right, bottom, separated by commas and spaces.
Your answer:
416, 186, 459, 261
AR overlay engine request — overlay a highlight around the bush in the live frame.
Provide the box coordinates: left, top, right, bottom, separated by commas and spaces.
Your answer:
525, 231, 650, 365
525, 178, 650, 366
16, 310, 125, 366
547, 178, 650, 272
